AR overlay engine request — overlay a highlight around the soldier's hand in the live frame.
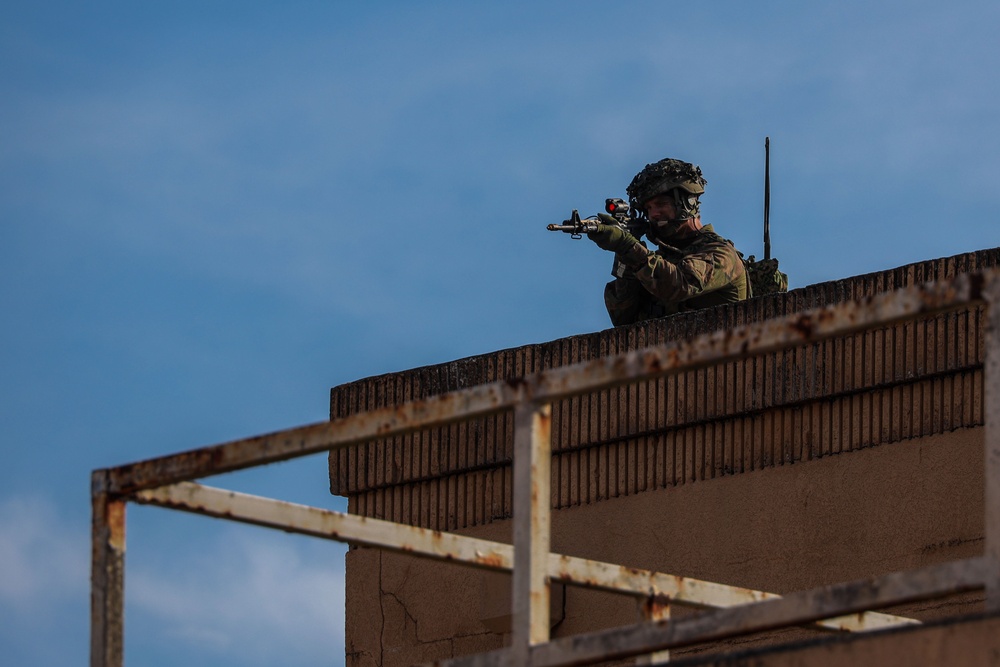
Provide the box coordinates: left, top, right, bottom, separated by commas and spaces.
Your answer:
587, 215, 640, 253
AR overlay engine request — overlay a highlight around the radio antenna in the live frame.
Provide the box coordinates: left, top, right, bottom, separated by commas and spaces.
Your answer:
764, 136, 771, 260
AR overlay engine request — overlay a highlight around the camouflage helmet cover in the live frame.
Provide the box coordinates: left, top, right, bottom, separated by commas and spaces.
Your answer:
626, 158, 707, 208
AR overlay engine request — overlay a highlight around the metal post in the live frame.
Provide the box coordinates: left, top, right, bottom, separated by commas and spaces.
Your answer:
636, 595, 671, 665
985, 276, 1000, 612
511, 401, 552, 665
91, 472, 126, 667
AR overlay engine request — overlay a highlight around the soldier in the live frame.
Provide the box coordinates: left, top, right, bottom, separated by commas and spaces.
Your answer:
587, 158, 749, 326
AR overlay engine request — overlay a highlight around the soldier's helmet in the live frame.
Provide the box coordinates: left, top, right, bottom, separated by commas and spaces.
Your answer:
626, 158, 707, 219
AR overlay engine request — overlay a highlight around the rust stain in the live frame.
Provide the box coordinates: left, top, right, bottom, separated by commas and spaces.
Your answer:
475, 552, 507, 569
109, 446, 227, 494
106, 500, 126, 550
642, 351, 664, 374
642, 593, 671, 616
790, 313, 816, 338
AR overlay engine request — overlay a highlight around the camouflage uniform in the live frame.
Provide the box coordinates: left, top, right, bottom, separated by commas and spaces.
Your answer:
603, 224, 748, 326
589, 158, 750, 326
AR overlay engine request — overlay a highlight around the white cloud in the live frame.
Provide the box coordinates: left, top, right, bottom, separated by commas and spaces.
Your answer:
129, 527, 345, 664
0, 495, 88, 610
0, 495, 346, 666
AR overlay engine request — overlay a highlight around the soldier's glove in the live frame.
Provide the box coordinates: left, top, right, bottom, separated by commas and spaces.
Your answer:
587, 215, 639, 252
588, 215, 648, 270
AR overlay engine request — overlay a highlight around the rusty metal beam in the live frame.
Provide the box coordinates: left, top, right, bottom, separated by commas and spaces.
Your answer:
132, 481, 917, 633
100, 270, 996, 497
986, 279, 1000, 611
90, 472, 126, 667
132, 482, 513, 570
512, 403, 553, 661
104, 384, 515, 496
428, 557, 988, 667
549, 552, 917, 633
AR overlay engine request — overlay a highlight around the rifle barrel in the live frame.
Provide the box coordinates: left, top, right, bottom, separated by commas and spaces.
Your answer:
547, 221, 599, 233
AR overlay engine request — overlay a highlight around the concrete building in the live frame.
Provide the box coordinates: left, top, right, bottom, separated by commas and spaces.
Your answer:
329, 248, 1000, 666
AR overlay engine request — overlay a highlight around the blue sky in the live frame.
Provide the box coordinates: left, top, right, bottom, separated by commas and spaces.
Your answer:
1, 1, 998, 665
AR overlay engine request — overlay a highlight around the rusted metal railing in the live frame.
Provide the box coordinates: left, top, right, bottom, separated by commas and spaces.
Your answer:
91, 269, 1000, 667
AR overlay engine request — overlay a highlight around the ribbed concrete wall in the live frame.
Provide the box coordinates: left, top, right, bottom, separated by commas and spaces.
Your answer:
329, 249, 999, 530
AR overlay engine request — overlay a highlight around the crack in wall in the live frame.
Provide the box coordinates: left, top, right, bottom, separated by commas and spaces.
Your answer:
375, 556, 502, 664
382, 589, 422, 643
920, 535, 984, 555
345, 648, 379, 667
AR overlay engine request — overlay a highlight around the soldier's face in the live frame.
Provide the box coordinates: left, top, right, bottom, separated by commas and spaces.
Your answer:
644, 194, 677, 222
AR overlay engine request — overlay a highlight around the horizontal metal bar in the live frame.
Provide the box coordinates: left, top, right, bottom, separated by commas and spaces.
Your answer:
133, 482, 514, 570
102, 269, 996, 496
104, 384, 515, 495
549, 554, 916, 633
429, 557, 987, 667
132, 482, 915, 633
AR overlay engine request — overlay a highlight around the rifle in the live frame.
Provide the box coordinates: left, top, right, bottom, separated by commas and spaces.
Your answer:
547, 198, 643, 240
548, 198, 648, 280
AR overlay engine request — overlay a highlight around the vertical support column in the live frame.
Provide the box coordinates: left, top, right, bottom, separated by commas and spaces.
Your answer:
636, 595, 671, 665
91, 471, 126, 667
986, 277, 1000, 612
511, 401, 552, 665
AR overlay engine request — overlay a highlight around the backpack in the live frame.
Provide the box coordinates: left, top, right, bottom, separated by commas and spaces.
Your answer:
741, 254, 789, 297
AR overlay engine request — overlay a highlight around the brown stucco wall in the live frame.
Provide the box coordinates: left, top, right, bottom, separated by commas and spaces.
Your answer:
344, 428, 984, 665
331, 248, 999, 666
